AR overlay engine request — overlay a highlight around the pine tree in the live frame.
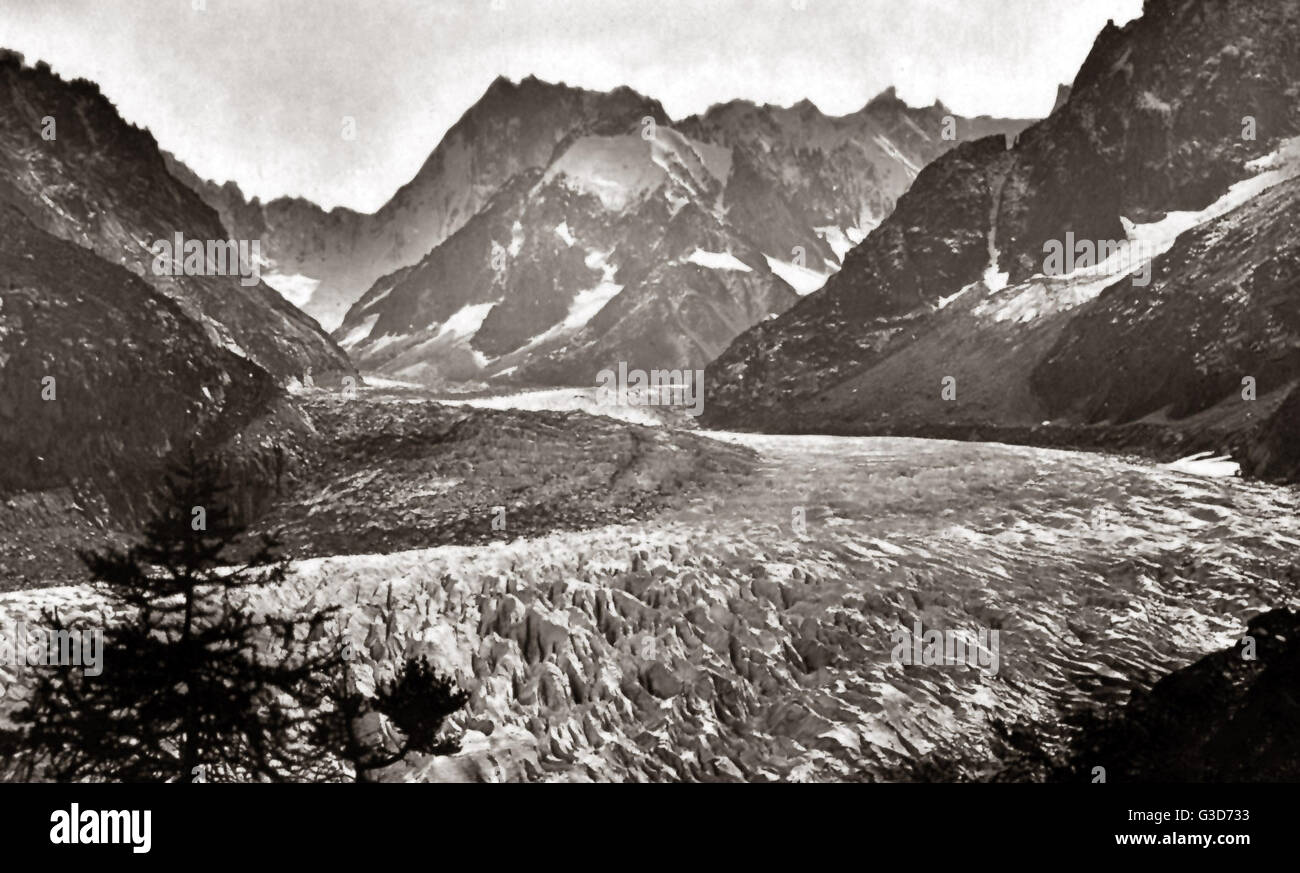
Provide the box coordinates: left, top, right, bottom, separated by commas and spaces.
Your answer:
15, 450, 345, 782
322, 655, 469, 782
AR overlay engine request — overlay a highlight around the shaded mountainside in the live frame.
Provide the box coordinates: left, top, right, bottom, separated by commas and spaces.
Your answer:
703, 0, 1300, 482
332, 85, 1030, 388
0, 205, 274, 495
0, 50, 352, 383
0, 51, 355, 585
0, 204, 296, 585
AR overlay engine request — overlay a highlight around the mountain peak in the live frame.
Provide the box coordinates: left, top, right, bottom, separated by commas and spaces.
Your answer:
1051, 83, 1072, 113
864, 85, 913, 113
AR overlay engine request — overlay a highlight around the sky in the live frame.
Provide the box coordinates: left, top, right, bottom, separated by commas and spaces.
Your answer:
0, 0, 1144, 212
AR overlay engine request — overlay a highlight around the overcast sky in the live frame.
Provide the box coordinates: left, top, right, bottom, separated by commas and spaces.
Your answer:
0, 0, 1143, 212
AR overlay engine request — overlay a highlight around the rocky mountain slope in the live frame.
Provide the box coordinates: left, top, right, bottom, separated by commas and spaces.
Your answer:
703, 0, 1300, 482
0, 50, 360, 586
335, 123, 799, 386
0, 50, 351, 384
328, 82, 1030, 387
676, 88, 1029, 270
0, 203, 291, 585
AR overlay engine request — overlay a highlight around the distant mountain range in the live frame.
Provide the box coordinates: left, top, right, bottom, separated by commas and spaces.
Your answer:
167, 77, 1031, 386
702, 0, 1300, 482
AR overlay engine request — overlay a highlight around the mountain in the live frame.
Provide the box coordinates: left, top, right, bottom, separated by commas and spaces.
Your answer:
0, 50, 356, 585
702, 0, 1300, 481
0, 199, 302, 585
166, 76, 671, 331
0, 203, 275, 500
329, 80, 1032, 387
676, 88, 1030, 269
334, 121, 796, 385
0, 51, 351, 385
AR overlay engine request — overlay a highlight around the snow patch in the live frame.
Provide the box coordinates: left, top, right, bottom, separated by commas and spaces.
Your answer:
763, 254, 829, 295
815, 226, 854, 261
544, 135, 667, 211
435, 301, 497, 340
936, 281, 976, 310
872, 134, 922, 176
340, 313, 380, 349
687, 249, 753, 272
361, 375, 427, 391
366, 285, 394, 308
983, 256, 1009, 293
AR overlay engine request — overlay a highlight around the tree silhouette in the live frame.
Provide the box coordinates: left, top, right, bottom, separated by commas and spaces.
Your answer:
322, 655, 469, 782
15, 450, 345, 782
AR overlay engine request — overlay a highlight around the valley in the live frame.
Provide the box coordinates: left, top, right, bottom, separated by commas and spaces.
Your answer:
4, 384, 1297, 780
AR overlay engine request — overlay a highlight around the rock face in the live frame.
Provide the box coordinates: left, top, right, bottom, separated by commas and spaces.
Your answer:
676, 89, 1030, 269
326, 82, 1030, 387
1031, 174, 1300, 447
0, 52, 352, 385
703, 0, 1300, 482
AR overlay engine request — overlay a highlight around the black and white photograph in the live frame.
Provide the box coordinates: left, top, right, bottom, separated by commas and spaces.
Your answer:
0, 0, 1296, 848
